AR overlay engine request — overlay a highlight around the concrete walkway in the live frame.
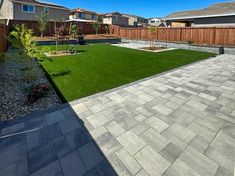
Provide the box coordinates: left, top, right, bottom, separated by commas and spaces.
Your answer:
0, 54, 235, 176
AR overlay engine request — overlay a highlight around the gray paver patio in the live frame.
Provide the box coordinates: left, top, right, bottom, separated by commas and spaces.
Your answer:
0, 54, 235, 176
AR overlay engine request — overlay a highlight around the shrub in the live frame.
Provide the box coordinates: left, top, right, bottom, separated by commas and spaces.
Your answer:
104, 25, 109, 34
8, 24, 41, 82
25, 83, 50, 104
8, 24, 38, 58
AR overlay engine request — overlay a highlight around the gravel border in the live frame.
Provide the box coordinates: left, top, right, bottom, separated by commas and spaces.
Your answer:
0, 51, 61, 122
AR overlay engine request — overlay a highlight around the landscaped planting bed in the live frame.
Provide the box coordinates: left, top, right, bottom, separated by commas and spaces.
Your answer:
0, 52, 60, 121
39, 44, 215, 102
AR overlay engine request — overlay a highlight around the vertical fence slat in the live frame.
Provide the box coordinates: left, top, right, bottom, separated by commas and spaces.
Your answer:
0, 24, 8, 52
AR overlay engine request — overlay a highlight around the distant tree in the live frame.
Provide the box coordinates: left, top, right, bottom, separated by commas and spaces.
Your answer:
93, 16, 103, 35
36, 12, 48, 37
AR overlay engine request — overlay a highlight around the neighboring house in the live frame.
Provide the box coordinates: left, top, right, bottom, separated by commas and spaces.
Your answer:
122, 13, 148, 27
0, 0, 70, 21
164, 2, 235, 27
69, 8, 99, 22
148, 17, 166, 27
103, 12, 128, 27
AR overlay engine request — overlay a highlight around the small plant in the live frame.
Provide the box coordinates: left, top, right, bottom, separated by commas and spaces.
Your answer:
148, 27, 158, 49
71, 24, 78, 38
57, 25, 67, 36
93, 16, 103, 35
25, 83, 50, 104
0, 52, 6, 73
104, 25, 109, 34
56, 24, 70, 52
187, 39, 193, 45
0, 52, 6, 65
36, 12, 48, 37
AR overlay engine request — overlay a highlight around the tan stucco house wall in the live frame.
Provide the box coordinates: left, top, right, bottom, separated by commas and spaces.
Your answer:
13, 2, 69, 21
0, 0, 13, 19
0, 0, 70, 21
103, 15, 128, 26
69, 12, 97, 20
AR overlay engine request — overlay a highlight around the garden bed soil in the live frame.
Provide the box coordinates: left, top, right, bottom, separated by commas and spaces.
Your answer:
0, 52, 61, 121
85, 34, 118, 39
44, 50, 80, 57
141, 47, 167, 51
33, 34, 118, 41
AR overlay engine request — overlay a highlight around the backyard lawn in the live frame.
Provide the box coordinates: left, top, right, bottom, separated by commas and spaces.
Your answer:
39, 44, 215, 102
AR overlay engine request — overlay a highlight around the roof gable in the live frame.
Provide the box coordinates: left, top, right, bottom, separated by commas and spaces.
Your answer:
165, 2, 235, 19
71, 8, 97, 14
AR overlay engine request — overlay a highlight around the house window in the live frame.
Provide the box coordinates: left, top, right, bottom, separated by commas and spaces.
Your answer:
92, 14, 96, 20
113, 16, 117, 21
79, 13, 85, 19
22, 4, 35, 13
44, 7, 49, 14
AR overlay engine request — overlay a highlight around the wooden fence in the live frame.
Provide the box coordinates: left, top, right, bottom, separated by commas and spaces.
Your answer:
109, 25, 235, 46
9, 20, 108, 36
4, 21, 235, 48
0, 24, 8, 52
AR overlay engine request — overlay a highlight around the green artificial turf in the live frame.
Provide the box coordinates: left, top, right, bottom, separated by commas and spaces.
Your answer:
39, 44, 215, 102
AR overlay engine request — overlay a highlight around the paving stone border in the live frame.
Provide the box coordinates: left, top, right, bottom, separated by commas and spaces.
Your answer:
121, 39, 235, 54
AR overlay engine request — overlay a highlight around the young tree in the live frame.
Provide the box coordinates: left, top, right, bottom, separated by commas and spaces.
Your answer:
36, 12, 48, 37
8, 24, 38, 82
52, 19, 59, 53
104, 25, 109, 34
93, 16, 103, 35
148, 26, 158, 49
71, 24, 78, 38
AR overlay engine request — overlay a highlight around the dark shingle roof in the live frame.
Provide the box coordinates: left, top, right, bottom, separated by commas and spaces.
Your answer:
104, 12, 123, 17
12, 0, 69, 10
165, 2, 235, 19
122, 13, 147, 20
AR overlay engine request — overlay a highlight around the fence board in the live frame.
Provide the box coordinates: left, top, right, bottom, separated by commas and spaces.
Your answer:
0, 24, 8, 52
110, 25, 235, 46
